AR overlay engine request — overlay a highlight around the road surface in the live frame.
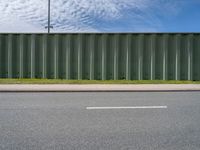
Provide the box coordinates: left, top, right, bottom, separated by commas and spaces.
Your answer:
0, 92, 200, 150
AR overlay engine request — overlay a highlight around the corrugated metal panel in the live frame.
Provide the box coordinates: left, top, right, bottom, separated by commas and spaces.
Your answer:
0, 33, 200, 80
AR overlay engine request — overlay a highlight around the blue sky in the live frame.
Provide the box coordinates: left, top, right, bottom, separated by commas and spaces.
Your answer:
0, 0, 199, 33
161, 1, 200, 32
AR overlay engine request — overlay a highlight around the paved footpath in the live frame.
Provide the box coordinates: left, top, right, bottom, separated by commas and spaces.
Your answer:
0, 84, 200, 92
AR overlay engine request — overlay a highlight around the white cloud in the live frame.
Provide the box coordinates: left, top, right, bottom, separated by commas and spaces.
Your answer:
0, 0, 187, 32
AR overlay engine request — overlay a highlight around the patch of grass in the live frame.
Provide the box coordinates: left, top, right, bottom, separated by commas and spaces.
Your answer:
0, 79, 200, 84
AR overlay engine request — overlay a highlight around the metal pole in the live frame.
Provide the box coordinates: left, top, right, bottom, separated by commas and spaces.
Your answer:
48, 0, 50, 33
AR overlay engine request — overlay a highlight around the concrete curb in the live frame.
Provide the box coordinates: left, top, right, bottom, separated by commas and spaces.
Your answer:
0, 84, 200, 92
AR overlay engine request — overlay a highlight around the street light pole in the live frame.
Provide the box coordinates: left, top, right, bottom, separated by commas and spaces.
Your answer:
45, 0, 53, 33
48, 0, 50, 33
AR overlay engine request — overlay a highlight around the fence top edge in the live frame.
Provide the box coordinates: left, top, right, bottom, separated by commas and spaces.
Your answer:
0, 32, 200, 35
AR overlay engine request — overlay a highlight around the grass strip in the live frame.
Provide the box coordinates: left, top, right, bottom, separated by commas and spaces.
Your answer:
0, 79, 200, 84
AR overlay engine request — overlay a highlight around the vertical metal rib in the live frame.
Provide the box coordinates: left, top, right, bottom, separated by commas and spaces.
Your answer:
198, 35, 200, 81
19, 34, 24, 78
163, 35, 168, 80
30, 34, 35, 78
114, 35, 119, 80
150, 35, 155, 80
65, 35, 71, 80
0, 35, 2, 78
54, 35, 58, 79
126, 34, 131, 80
188, 34, 193, 80
42, 35, 47, 78
138, 34, 143, 80
101, 35, 107, 80
78, 34, 82, 80
8, 34, 12, 78
89, 35, 95, 80
175, 35, 180, 80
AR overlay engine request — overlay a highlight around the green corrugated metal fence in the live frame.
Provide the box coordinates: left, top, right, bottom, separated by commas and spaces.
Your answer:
0, 33, 200, 80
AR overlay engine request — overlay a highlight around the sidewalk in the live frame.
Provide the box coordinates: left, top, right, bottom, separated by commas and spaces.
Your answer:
0, 84, 200, 92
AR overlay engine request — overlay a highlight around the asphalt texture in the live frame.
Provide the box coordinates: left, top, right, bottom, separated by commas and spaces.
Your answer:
0, 92, 200, 150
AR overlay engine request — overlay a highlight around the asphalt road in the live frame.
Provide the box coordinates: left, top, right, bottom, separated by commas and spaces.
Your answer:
0, 92, 200, 150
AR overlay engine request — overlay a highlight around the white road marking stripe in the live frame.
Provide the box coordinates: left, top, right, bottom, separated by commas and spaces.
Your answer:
86, 106, 167, 110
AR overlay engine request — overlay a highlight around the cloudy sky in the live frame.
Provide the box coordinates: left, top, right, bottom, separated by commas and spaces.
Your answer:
0, 0, 199, 33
